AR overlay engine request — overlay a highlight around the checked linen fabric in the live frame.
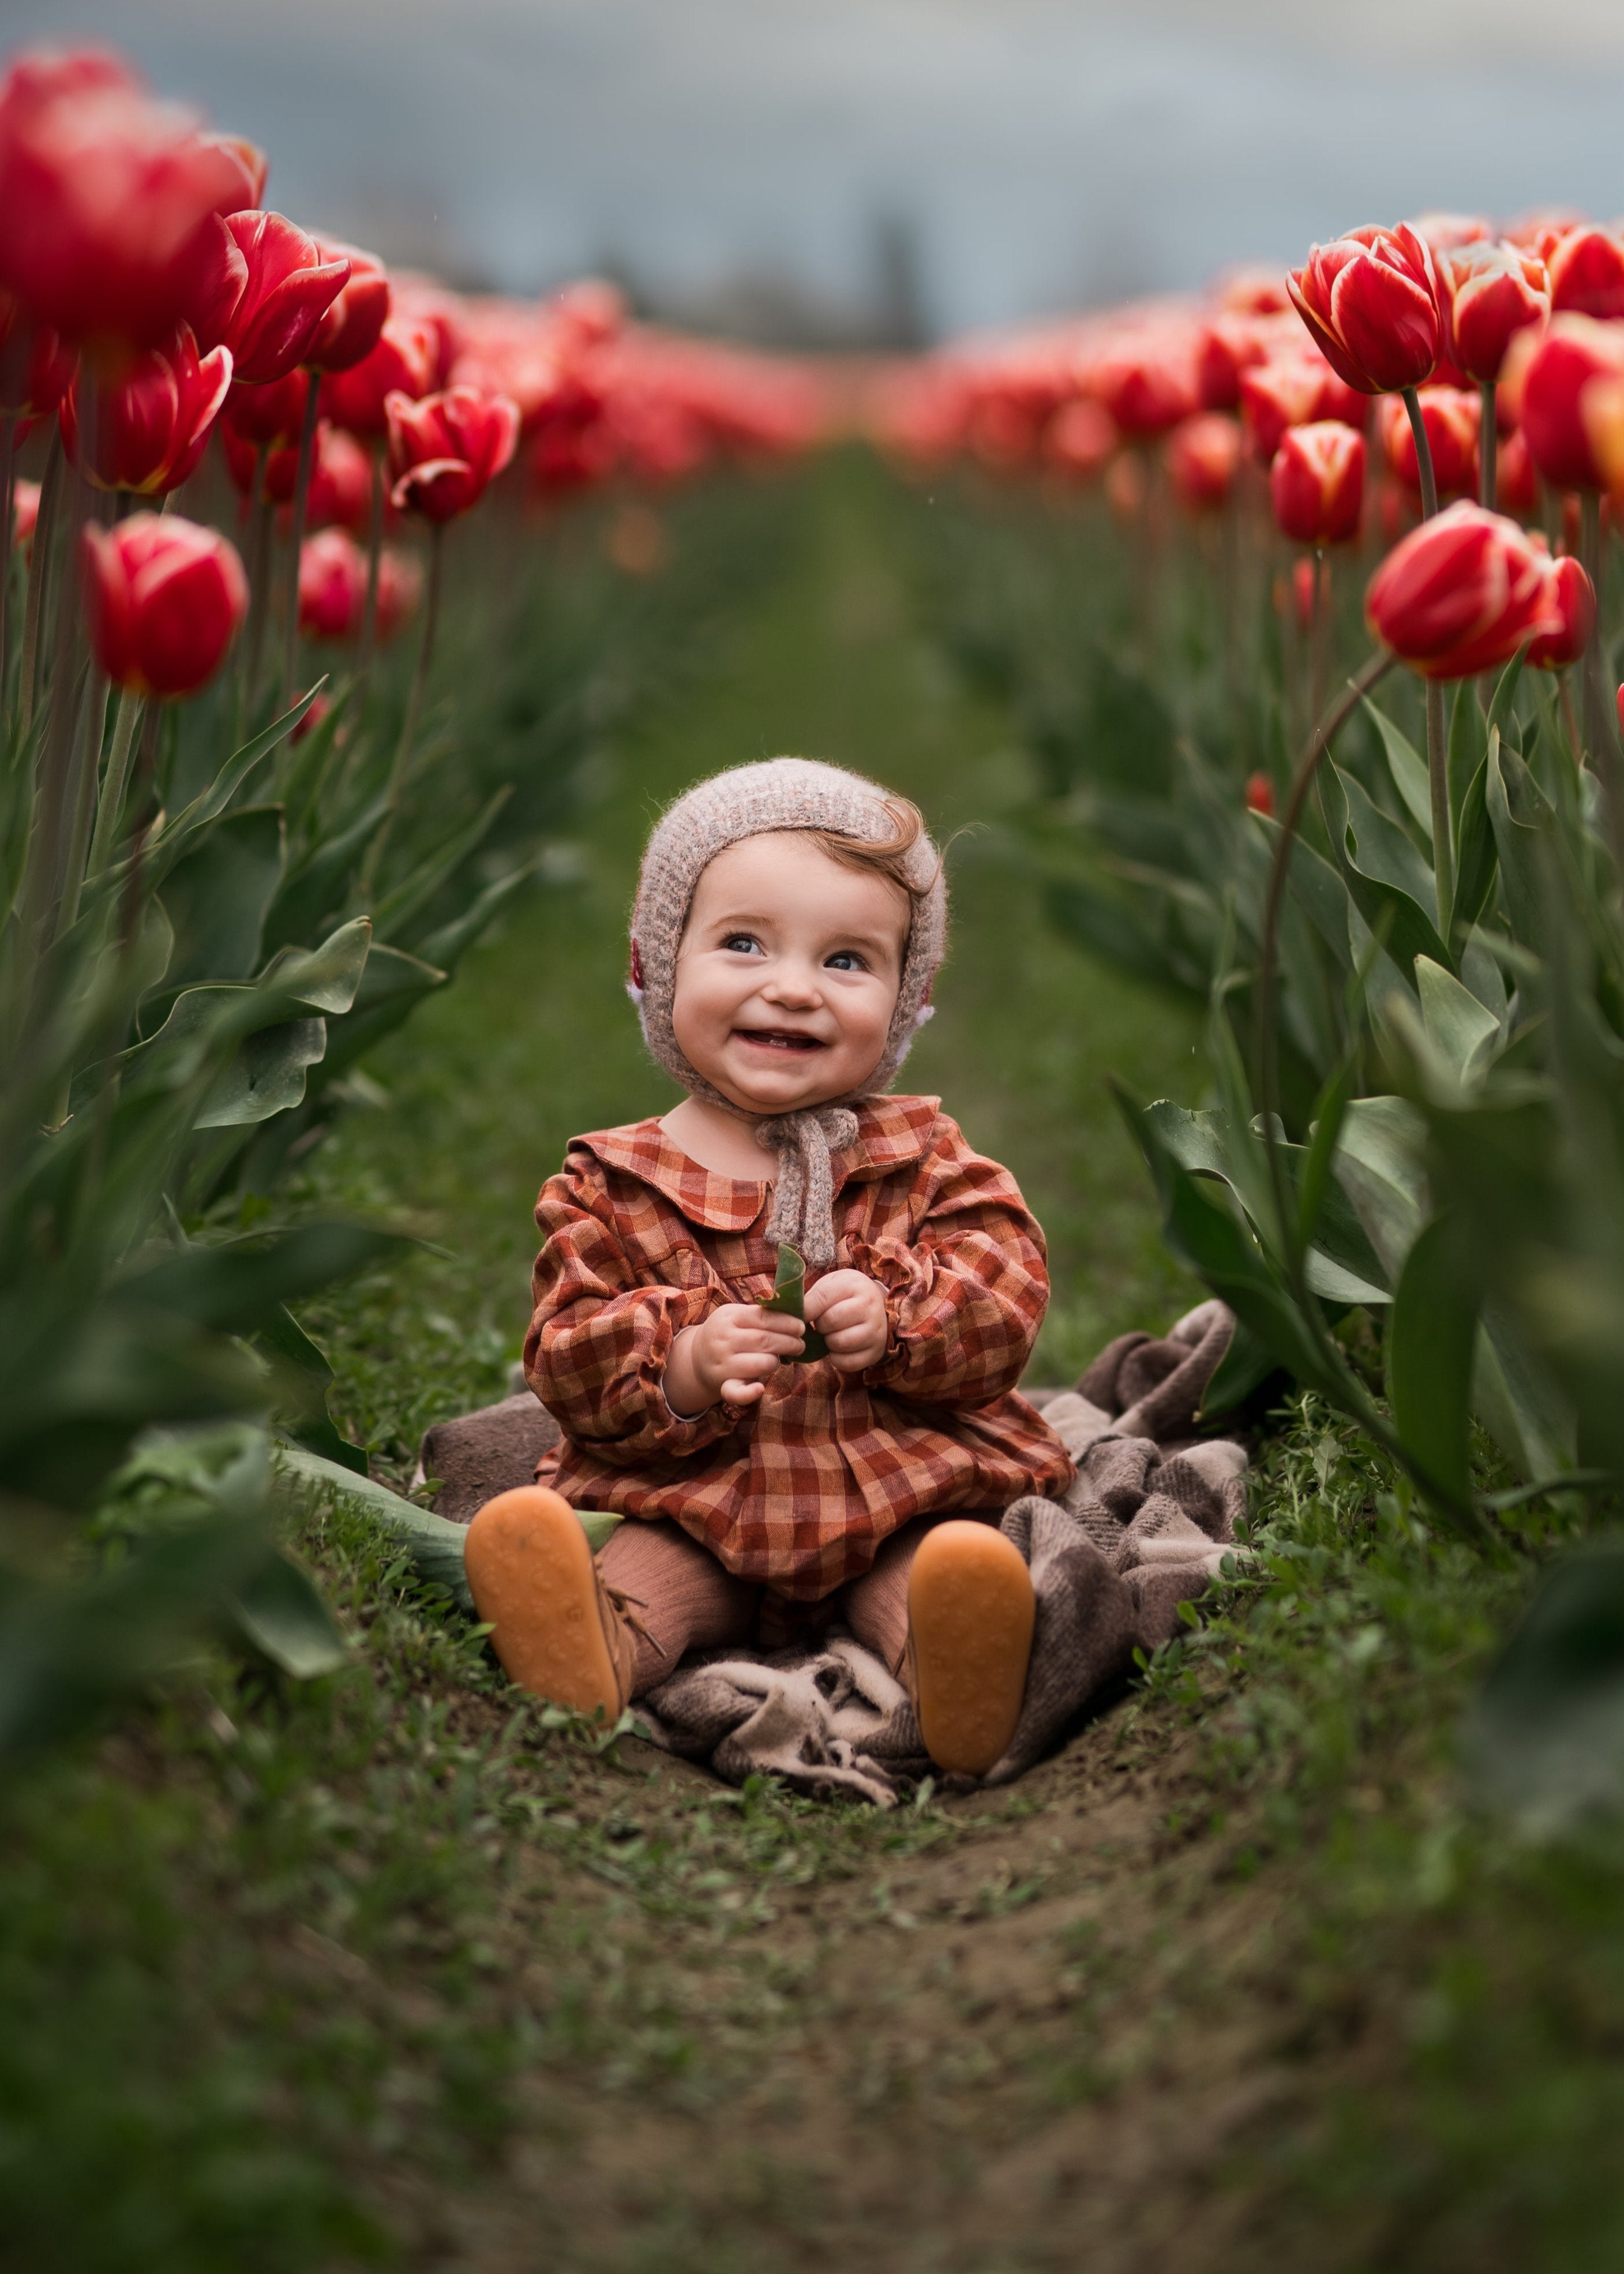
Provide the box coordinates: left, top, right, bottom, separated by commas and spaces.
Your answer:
525, 1095, 1073, 1601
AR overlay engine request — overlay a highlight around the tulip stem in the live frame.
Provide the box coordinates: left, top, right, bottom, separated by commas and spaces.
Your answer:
280, 374, 321, 707
1577, 487, 1624, 877
361, 522, 442, 901
19, 428, 64, 736
1310, 550, 1331, 726
242, 456, 272, 725
358, 447, 385, 696
1428, 678, 1453, 934
1479, 381, 1497, 512
86, 688, 146, 882
56, 673, 109, 941
0, 414, 14, 702
1401, 387, 1439, 520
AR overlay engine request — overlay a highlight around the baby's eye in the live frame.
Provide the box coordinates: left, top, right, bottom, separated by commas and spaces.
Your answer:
826, 949, 868, 972
722, 932, 762, 955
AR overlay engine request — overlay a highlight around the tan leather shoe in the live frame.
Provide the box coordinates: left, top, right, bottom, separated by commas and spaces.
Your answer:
905, 1521, 1034, 1776
464, 1486, 634, 1719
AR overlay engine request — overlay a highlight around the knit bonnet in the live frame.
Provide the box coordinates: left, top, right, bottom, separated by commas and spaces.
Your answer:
629, 756, 947, 1267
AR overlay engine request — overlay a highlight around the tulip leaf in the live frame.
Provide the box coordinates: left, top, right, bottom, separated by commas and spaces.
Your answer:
1362, 696, 1433, 842
157, 805, 286, 990
258, 916, 373, 1016
253, 1301, 369, 1475
1450, 747, 1500, 939
1321, 762, 1452, 982
412, 857, 541, 977
1416, 955, 1502, 1081
313, 943, 446, 1079
1448, 680, 1487, 825
227, 1547, 348, 1679
194, 1016, 326, 1129
369, 787, 512, 947
1473, 1300, 1577, 1484
1386, 1208, 1480, 1513
1462, 1541, 1624, 1835
146, 689, 320, 881
761, 1245, 827, 1361
1487, 734, 1553, 948
1332, 1094, 1429, 1284
1486, 647, 1528, 745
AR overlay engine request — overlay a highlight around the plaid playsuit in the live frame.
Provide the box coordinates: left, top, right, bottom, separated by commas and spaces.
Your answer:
525, 1095, 1072, 1603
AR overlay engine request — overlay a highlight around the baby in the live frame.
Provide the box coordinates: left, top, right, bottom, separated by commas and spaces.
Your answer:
465, 758, 1073, 1774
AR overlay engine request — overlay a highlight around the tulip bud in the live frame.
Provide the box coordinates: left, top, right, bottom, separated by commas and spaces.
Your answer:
1378, 385, 1480, 499
1044, 396, 1116, 479
1244, 770, 1276, 816
61, 324, 231, 494
1365, 501, 1569, 679
1525, 553, 1596, 669
221, 368, 307, 448
82, 511, 248, 695
1166, 411, 1240, 512
1288, 224, 1441, 395
1521, 314, 1624, 490
385, 384, 520, 522
1240, 355, 1363, 465
215, 211, 349, 385
1547, 227, 1624, 320
1270, 421, 1366, 545
305, 239, 390, 374
297, 527, 418, 641
1439, 240, 1551, 385
1292, 557, 1318, 631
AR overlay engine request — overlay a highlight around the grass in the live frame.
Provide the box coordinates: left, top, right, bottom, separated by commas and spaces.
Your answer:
5, 454, 1624, 2272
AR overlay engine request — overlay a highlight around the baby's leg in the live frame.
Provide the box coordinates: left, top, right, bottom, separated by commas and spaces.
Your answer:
597, 1519, 759, 1696
843, 1513, 957, 1672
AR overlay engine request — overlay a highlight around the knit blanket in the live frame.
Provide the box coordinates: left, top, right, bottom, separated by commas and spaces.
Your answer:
415, 1300, 1250, 1804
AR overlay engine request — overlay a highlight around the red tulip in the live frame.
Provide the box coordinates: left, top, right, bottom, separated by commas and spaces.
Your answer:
0, 50, 249, 351
297, 526, 418, 639
211, 211, 348, 384
385, 385, 520, 520
301, 423, 370, 530
0, 293, 75, 416
297, 526, 367, 637
1089, 339, 1199, 437
11, 476, 40, 550
1244, 770, 1276, 815
1439, 241, 1551, 384
220, 369, 307, 448
1379, 385, 1480, 499
1520, 314, 1624, 490
1166, 411, 1240, 511
1217, 268, 1292, 317
1497, 427, 1538, 517
1196, 313, 1266, 410
320, 314, 437, 439
1365, 501, 1570, 679
223, 415, 369, 527
1288, 224, 1441, 395
1240, 355, 1363, 464
304, 239, 390, 374
199, 131, 267, 212
1270, 421, 1366, 545
82, 511, 247, 695
1547, 226, 1624, 320
1525, 553, 1596, 668
61, 323, 231, 494
1044, 396, 1116, 479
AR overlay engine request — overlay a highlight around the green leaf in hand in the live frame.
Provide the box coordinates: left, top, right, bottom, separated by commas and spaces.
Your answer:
762, 1245, 827, 1362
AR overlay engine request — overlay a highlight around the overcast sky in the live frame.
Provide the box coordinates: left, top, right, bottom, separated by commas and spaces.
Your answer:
10, 0, 1624, 337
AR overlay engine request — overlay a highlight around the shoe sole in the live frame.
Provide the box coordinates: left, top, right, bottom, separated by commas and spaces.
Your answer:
908, 1520, 1034, 1776
464, 1486, 622, 1718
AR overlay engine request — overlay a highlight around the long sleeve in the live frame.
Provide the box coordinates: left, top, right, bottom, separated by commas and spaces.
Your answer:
855, 1133, 1049, 1410
525, 1157, 741, 1466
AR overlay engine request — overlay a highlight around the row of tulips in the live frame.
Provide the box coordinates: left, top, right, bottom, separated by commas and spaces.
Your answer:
0, 43, 826, 1754
887, 211, 1624, 1519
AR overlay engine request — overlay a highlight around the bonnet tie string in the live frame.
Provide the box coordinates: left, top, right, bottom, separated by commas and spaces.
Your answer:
756, 1105, 858, 1269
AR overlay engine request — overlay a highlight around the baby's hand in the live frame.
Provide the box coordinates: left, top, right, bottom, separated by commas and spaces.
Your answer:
666, 1303, 805, 1413
804, 1268, 890, 1373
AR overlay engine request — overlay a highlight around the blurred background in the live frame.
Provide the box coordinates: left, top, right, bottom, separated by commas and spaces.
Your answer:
9, 0, 1624, 345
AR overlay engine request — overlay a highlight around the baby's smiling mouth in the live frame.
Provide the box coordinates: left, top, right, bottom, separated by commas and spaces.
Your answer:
733, 1026, 826, 1053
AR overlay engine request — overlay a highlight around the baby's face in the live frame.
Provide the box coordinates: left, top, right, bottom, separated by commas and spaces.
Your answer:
672, 831, 910, 1118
